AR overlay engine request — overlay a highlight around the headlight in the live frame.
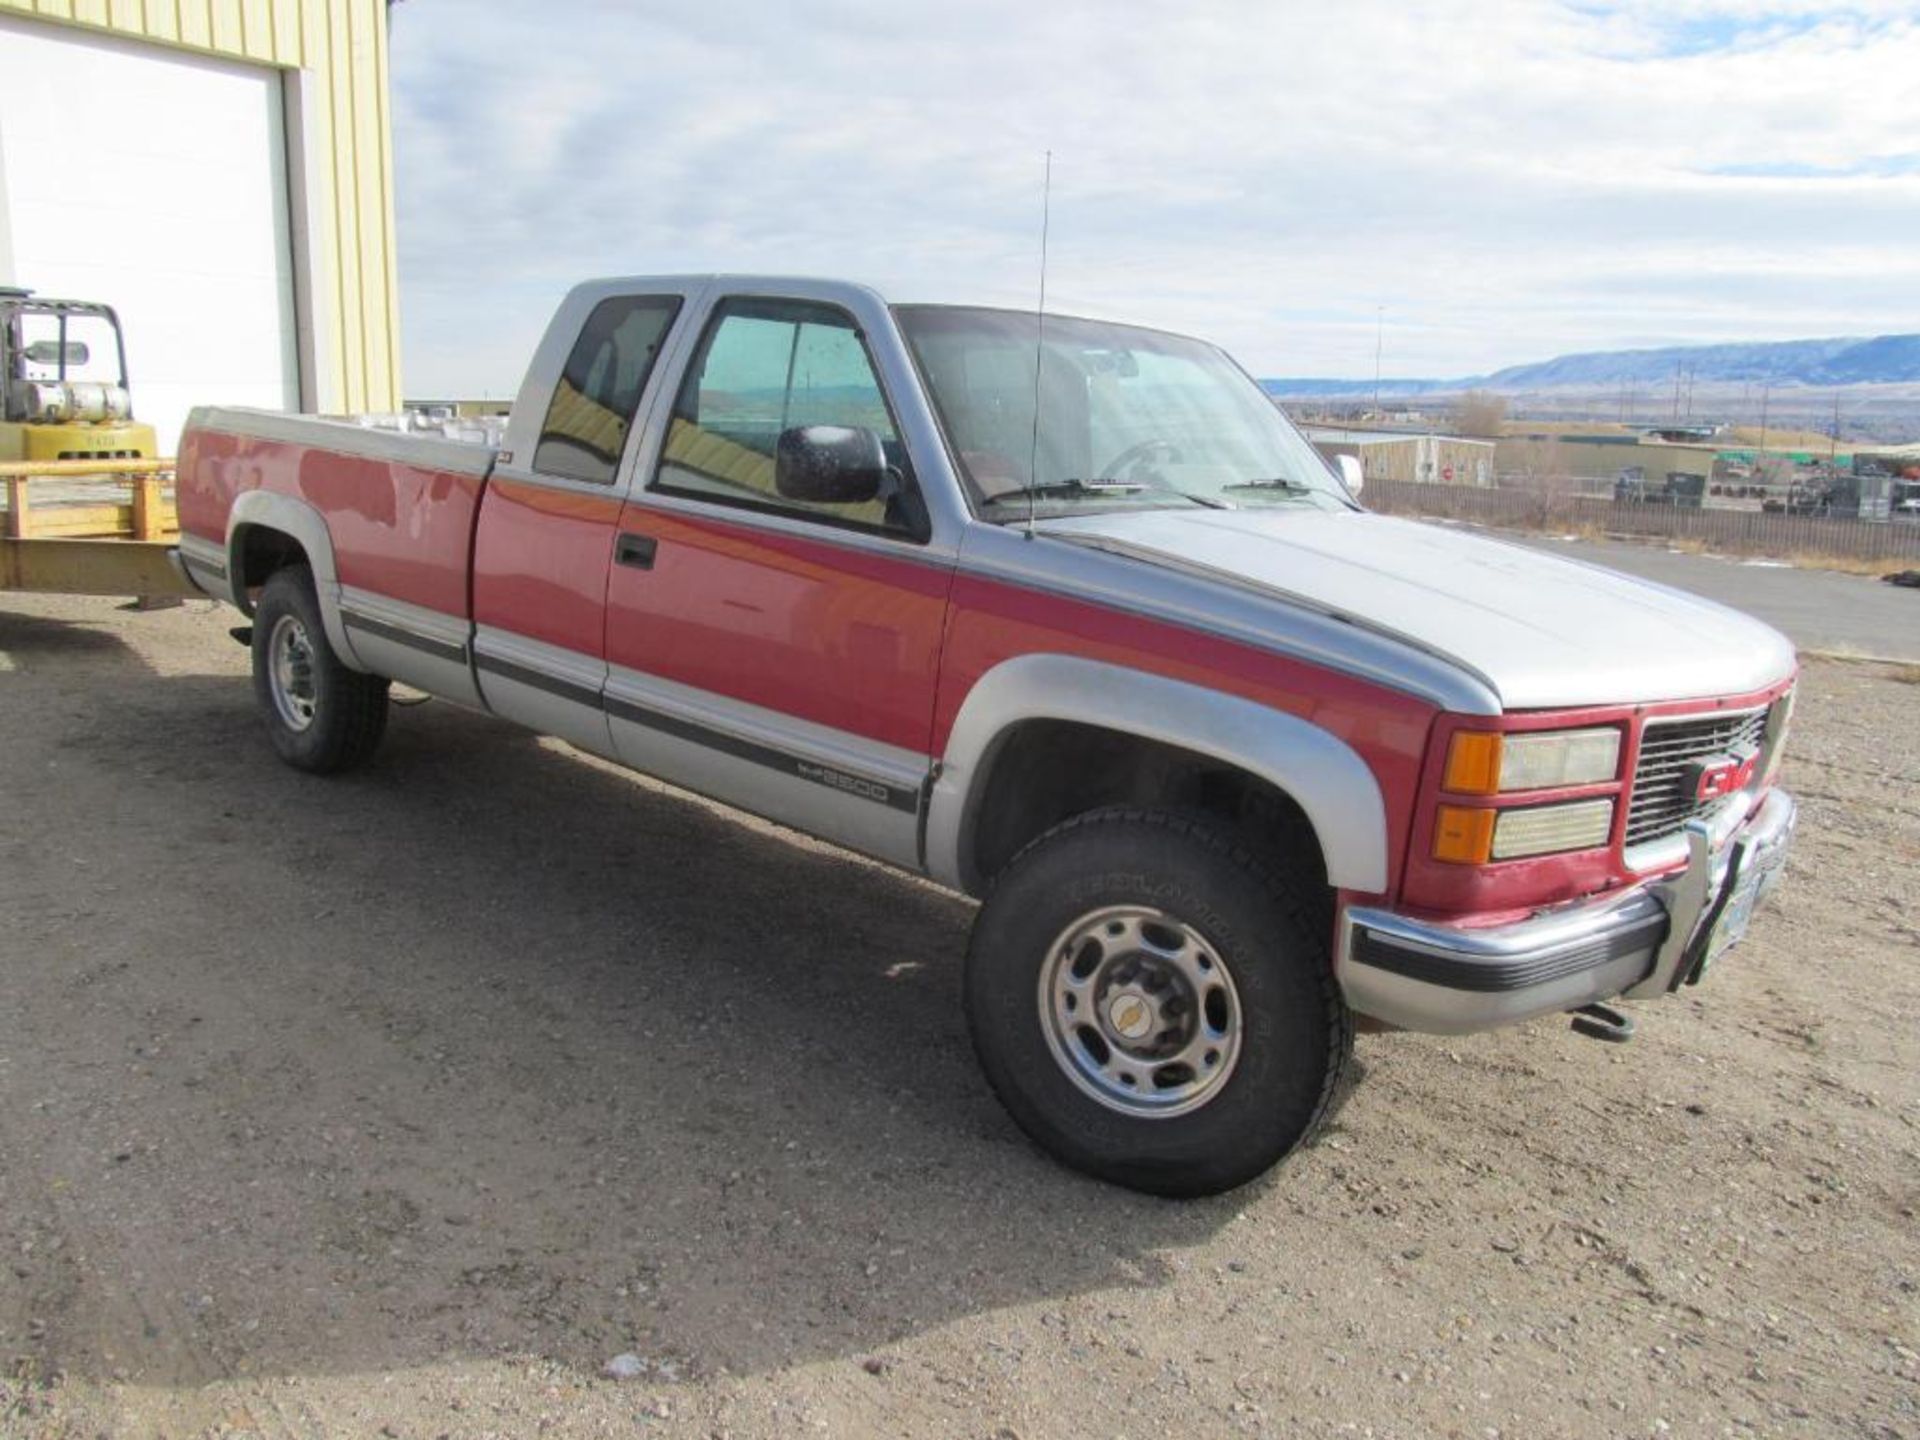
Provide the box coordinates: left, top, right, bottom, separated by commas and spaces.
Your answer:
1433, 798, 1616, 863
1444, 727, 1621, 794
1492, 799, 1614, 860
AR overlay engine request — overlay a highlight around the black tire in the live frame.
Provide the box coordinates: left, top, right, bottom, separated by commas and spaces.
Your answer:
250, 564, 389, 774
965, 807, 1352, 1198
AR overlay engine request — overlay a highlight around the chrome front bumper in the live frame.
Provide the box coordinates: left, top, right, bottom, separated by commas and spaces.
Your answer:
1337, 787, 1797, 1035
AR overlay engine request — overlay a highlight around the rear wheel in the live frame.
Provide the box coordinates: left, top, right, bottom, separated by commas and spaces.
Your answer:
250, 565, 389, 773
965, 807, 1350, 1197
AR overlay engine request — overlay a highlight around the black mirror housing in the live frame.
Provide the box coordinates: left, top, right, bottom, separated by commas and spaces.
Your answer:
775, 425, 887, 504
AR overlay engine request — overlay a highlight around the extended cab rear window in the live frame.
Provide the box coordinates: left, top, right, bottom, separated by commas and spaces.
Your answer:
533, 294, 682, 485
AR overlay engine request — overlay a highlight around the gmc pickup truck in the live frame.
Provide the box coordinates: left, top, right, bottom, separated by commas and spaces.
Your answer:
171, 276, 1798, 1197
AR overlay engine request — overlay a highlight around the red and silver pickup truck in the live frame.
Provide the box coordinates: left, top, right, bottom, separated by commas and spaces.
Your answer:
171, 276, 1798, 1196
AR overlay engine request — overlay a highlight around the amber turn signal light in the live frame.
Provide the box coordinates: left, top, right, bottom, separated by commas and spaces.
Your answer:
1432, 805, 1496, 864
1443, 732, 1502, 795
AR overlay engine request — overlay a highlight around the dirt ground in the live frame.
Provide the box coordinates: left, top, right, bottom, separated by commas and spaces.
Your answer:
0, 593, 1914, 1440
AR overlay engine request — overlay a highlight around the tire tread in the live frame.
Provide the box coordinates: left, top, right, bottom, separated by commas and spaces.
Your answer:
252, 565, 389, 774
968, 805, 1353, 1196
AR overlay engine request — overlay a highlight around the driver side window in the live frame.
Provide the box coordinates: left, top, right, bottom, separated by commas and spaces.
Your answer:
650, 297, 920, 538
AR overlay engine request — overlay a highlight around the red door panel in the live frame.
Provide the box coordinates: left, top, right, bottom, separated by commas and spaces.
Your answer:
603, 505, 951, 754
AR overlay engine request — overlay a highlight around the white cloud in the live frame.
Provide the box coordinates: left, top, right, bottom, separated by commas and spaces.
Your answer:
389, 0, 1920, 394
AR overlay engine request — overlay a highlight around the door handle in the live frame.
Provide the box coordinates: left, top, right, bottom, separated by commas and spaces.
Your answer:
615, 532, 658, 570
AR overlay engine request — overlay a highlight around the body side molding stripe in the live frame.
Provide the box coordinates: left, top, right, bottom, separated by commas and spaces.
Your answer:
473, 649, 601, 709
604, 694, 920, 814
473, 648, 921, 815
342, 609, 469, 665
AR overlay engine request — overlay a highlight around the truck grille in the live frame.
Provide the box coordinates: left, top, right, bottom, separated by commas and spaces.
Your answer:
1624, 708, 1770, 849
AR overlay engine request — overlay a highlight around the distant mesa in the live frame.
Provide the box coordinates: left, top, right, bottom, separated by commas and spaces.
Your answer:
1263, 333, 1920, 398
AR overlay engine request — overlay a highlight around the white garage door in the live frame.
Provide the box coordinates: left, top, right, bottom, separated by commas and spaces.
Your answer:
0, 16, 298, 454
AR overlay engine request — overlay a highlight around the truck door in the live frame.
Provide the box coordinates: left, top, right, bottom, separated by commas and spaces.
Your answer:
602, 293, 954, 869
469, 291, 687, 756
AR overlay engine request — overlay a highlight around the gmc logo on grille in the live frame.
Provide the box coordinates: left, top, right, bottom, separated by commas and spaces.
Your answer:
1684, 748, 1758, 802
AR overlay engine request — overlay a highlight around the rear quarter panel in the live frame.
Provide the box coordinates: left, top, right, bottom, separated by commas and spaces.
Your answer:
176, 423, 484, 619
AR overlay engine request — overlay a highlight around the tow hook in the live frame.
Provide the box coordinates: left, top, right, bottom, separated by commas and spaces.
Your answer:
229, 625, 253, 647
1569, 1002, 1634, 1043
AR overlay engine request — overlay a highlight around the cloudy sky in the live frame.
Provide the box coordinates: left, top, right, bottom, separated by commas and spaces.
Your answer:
389, 0, 1920, 397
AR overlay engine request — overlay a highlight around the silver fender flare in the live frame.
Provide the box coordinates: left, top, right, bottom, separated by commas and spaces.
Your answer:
224, 491, 365, 669
925, 654, 1390, 896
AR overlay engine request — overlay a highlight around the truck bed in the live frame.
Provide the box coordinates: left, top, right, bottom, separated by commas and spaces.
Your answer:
175, 405, 498, 623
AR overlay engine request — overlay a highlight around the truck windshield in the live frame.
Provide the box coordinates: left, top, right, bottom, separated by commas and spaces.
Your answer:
894, 305, 1356, 521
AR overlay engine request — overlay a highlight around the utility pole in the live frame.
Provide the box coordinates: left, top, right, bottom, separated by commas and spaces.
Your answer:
1372, 306, 1383, 419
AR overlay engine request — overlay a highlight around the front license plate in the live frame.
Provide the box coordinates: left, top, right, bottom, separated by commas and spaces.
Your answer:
1693, 837, 1788, 982
1700, 866, 1763, 973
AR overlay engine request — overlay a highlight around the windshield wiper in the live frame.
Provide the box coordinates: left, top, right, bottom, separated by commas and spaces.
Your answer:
982, 478, 1148, 505
1220, 477, 1316, 494
982, 478, 1228, 514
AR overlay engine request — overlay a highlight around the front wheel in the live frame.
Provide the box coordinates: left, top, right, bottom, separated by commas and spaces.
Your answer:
965, 808, 1351, 1197
250, 564, 389, 773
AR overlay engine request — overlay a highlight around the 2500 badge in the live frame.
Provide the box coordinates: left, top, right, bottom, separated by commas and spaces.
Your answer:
794, 760, 894, 805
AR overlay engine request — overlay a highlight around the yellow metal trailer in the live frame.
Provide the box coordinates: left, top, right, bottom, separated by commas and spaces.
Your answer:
0, 458, 195, 600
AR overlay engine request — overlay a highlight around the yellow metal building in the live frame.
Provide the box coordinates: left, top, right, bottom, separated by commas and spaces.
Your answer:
0, 0, 401, 450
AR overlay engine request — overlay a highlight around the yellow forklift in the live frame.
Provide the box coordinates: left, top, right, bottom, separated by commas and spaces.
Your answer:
1, 287, 188, 599
0, 287, 157, 462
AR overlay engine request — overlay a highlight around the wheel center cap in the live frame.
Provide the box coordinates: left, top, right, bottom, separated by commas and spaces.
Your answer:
1107, 992, 1154, 1041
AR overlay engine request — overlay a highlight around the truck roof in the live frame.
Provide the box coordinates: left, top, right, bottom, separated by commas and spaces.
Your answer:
558, 274, 1181, 333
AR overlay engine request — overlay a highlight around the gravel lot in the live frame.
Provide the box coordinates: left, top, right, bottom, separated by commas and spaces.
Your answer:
1, 593, 1914, 1440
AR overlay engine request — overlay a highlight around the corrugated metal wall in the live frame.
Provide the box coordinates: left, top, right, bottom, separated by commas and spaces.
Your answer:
0, 0, 401, 412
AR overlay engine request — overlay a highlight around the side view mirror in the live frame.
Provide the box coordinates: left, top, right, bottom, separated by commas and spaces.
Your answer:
24, 340, 90, 368
1335, 453, 1365, 495
776, 424, 887, 504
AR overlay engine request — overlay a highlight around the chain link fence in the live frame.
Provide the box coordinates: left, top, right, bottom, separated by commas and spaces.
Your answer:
1362, 478, 1920, 567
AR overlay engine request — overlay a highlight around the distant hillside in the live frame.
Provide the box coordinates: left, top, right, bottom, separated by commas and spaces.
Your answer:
1257, 376, 1453, 397
1263, 332, 1920, 397
1484, 334, 1920, 389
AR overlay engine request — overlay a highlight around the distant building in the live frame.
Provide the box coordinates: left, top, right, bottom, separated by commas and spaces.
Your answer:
1496, 432, 1719, 495
1640, 423, 1725, 444
1301, 427, 1495, 486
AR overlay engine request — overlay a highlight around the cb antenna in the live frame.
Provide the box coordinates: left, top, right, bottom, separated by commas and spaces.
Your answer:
1025, 150, 1053, 539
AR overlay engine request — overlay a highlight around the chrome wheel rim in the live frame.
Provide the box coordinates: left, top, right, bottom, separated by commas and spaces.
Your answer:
267, 613, 317, 732
1038, 905, 1243, 1118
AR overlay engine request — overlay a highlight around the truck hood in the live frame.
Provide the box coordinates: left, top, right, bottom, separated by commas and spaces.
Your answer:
1037, 507, 1797, 710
